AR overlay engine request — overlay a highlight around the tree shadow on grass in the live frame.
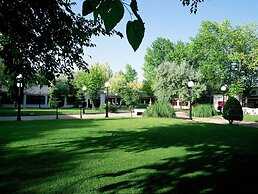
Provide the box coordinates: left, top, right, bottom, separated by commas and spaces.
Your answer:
1, 118, 258, 193
72, 122, 258, 194
99, 147, 258, 193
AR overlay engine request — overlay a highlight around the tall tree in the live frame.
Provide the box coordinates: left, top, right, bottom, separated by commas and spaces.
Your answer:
109, 71, 127, 94
191, 20, 258, 98
73, 63, 111, 109
125, 64, 138, 83
169, 41, 189, 64
0, 0, 118, 90
48, 75, 71, 107
120, 80, 142, 110
143, 37, 174, 84
154, 61, 206, 103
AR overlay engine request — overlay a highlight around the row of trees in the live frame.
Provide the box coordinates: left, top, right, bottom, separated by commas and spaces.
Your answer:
143, 20, 258, 104
48, 63, 143, 109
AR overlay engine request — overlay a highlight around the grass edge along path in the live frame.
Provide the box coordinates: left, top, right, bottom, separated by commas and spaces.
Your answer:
0, 107, 102, 117
1, 117, 258, 193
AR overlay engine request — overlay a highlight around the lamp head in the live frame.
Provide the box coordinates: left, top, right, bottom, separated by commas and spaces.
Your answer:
221, 85, 227, 92
105, 81, 110, 88
187, 81, 194, 88
16, 74, 23, 79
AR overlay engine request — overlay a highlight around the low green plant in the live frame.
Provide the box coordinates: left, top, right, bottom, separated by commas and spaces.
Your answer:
143, 101, 176, 118
192, 104, 216, 117
223, 97, 243, 124
99, 104, 118, 113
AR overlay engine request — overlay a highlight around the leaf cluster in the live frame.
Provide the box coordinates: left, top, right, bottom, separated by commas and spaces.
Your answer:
181, 0, 204, 14
144, 20, 258, 102
82, 0, 145, 51
191, 20, 258, 95
73, 63, 111, 107
154, 61, 206, 103
0, 0, 111, 86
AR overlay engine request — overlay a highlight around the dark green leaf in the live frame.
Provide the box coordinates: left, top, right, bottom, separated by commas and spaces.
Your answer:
91, 0, 101, 8
99, 0, 124, 33
130, 0, 138, 12
82, 0, 93, 16
93, 9, 99, 22
130, 0, 141, 21
126, 20, 145, 51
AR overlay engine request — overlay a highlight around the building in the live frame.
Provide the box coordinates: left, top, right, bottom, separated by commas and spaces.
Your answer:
1, 85, 152, 108
246, 87, 258, 108
213, 87, 258, 114
0, 85, 72, 108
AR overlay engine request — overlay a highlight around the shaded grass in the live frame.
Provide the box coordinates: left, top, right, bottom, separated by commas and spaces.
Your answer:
0, 107, 101, 117
1, 118, 258, 193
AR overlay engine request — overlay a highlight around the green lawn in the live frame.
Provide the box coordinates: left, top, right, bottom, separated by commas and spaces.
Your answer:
213, 113, 258, 122
0, 107, 101, 117
243, 114, 258, 122
1, 117, 258, 193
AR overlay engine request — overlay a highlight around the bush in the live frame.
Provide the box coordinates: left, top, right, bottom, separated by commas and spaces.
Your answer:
143, 101, 176, 118
192, 104, 216, 117
99, 104, 118, 113
223, 97, 243, 124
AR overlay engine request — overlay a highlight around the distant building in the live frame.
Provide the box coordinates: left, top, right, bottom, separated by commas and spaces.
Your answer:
0, 85, 152, 108
0, 85, 72, 108
213, 87, 258, 112
247, 87, 258, 108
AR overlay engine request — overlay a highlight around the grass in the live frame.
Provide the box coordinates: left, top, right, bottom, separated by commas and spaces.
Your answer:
1, 117, 258, 193
0, 107, 101, 117
213, 113, 258, 122
243, 114, 258, 122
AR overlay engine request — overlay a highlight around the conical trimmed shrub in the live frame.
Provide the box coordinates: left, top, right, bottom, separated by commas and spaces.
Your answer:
223, 97, 243, 124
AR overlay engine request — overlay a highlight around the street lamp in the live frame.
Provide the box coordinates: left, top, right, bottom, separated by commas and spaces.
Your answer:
221, 85, 227, 112
82, 86, 87, 114
188, 81, 194, 120
16, 74, 23, 121
105, 81, 110, 118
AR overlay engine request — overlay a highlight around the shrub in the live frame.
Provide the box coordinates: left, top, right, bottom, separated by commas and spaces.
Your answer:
99, 104, 118, 113
223, 97, 243, 124
192, 104, 216, 117
143, 101, 176, 118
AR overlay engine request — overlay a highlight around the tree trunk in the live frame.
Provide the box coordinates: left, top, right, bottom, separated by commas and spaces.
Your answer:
91, 102, 96, 110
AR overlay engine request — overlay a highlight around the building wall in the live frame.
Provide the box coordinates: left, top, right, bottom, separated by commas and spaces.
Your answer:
213, 95, 229, 111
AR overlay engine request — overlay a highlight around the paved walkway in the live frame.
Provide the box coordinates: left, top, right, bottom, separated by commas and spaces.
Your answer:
0, 111, 257, 128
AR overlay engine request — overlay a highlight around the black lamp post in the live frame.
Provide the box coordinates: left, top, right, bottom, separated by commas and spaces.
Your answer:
188, 81, 194, 120
82, 86, 87, 114
16, 74, 23, 121
221, 85, 227, 112
105, 81, 110, 118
